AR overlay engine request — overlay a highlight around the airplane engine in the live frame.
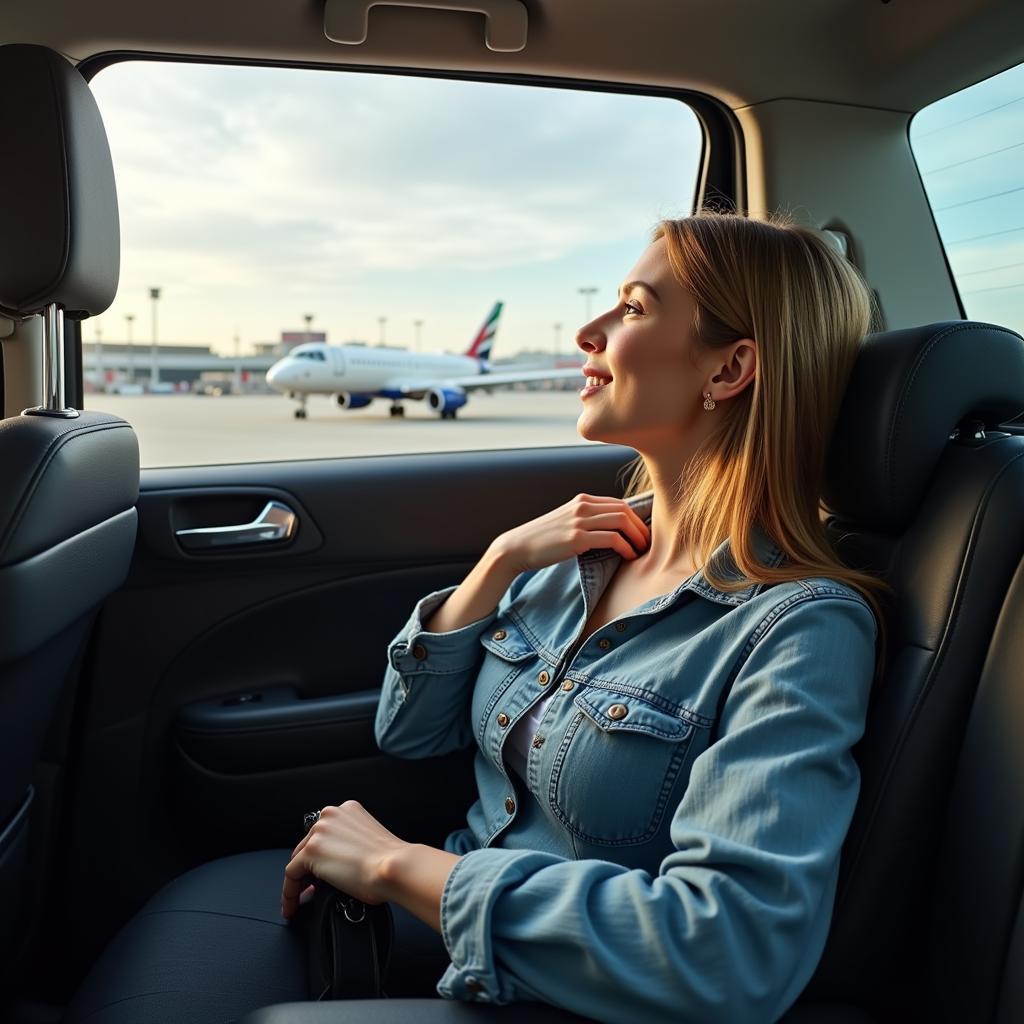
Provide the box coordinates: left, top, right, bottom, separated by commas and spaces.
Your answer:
427, 387, 467, 418
336, 392, 373, 409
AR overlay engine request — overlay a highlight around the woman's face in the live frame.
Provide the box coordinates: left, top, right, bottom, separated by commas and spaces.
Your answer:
575, 237, 719, 455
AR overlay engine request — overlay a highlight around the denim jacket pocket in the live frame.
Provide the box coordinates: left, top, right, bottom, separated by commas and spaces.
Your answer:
549, 688, 696, 846
478, 619, 534, 662
472, 619, 537, 746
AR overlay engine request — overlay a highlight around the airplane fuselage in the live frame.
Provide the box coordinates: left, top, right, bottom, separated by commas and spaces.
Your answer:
266, 343, 481, 396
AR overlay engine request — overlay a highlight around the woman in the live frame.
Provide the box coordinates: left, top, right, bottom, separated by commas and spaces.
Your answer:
280, 211, 890, 1023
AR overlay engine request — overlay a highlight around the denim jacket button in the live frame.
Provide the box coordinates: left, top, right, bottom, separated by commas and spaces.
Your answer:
411, 643, 427, 660
537, 670, 550, 685
496, 712, 510, 727
607, 703, 628, 720
614, 622, 627, 632
505, 796, 516, 813
561, 680, 575, 691
492, 629, 507, 641
597, 638, 612, 650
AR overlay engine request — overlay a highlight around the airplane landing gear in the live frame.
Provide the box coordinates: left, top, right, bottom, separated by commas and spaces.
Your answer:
294, 395, 308, 419
389, 403, 405, 417
441, 408, 458, 420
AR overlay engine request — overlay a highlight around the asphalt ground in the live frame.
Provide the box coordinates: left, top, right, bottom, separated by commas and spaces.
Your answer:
89, 389, 598, 468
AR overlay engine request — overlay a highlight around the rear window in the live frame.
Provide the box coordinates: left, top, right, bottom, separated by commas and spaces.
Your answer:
86, 61, 703, 467
909, 61, 1024, 338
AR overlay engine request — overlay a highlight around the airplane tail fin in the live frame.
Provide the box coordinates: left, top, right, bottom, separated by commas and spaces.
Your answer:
464, 302, 503, 362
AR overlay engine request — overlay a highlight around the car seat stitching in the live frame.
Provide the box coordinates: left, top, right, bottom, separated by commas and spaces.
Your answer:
140, 907, 289, 927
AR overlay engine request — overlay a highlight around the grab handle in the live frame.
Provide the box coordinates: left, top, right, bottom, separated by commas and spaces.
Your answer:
324, 0, 528, 52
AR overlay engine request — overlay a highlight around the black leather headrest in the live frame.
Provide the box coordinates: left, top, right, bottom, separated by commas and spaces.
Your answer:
823, 321, 1024, 532
0, 411, 138, 567
0, 44, 119, 319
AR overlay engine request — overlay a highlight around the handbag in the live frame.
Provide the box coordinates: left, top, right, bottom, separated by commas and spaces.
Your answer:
300, 881, 395, 1001
295, 811, 395, 1000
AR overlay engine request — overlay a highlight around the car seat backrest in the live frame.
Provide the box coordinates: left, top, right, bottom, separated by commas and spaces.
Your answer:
0, 43, 138, 980
926, 551, 1024, 1023
804, 321, 1024, 1014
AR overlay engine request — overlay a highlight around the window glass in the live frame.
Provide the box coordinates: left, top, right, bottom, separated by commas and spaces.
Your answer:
85, 62, 703, 467
910, 62, 1024, 341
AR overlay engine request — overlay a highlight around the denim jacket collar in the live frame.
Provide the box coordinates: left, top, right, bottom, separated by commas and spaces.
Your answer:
577, 492, 787, 609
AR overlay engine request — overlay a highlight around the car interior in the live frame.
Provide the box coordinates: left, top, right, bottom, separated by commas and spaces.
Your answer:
1, 1, 1024, 1022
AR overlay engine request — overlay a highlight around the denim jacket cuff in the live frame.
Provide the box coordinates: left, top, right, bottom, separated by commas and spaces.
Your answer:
435, 846, 554, 1004
387, 586, 499, 679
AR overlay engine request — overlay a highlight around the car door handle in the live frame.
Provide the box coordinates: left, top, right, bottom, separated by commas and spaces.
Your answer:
175, 500, 298, 550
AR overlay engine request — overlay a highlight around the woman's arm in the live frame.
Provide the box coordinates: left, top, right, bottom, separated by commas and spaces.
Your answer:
377, 843, 463, 933
421, 545, 521, 633
422, 493, 650, 634
376, 494, 650, 759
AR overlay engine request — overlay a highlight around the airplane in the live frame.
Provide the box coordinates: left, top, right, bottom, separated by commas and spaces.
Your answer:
264, 301, 585, 419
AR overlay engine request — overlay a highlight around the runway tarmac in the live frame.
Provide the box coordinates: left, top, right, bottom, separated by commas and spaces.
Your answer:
89, 390, 597, 468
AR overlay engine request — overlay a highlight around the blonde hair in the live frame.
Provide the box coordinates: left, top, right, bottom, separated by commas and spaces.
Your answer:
619, 211, 892, 674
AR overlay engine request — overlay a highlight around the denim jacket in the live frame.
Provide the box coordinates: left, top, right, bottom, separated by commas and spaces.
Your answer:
374, 493, 877, 1023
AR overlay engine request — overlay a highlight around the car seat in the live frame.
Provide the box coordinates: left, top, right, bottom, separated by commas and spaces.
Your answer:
0, 42, 140, 991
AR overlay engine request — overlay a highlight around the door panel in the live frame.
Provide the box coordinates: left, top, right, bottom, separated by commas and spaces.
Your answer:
53, 442, 636, 992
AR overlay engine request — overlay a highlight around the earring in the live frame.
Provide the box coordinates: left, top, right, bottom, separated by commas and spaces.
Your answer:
703, 392, 716, 411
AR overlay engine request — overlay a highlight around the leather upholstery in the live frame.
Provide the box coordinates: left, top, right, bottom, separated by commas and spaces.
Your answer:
807, 428, 1024, 1014
0, 410, 139, 978
242, 1000, 599, 1023
0, 44, 119, 319
926, 556, 1024, 1022
0, 411, 138, 567
823, 321, 1024, 532
238, 1001, 877, 1024
0, 42, 137, 1001
800, 322, 1024, 1017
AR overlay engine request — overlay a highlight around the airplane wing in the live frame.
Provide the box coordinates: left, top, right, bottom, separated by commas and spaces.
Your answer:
449, 367, 585, 390
388, 366, 585, 399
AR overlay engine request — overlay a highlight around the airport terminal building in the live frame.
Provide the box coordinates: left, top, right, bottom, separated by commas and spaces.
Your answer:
81, 334, 582, 395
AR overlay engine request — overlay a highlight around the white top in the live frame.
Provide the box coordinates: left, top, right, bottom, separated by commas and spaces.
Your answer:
504, 685, 560, 780
504, 631, 589, 780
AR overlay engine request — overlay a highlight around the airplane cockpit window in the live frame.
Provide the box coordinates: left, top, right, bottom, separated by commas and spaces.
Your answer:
910, 61, 1024, 352
83, 60, 702, 467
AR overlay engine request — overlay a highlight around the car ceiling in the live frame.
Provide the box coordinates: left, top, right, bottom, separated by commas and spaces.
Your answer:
3, 0, 1023, 112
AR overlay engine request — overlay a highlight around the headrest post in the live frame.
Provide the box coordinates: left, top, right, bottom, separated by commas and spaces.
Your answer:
23, 303, 79, 419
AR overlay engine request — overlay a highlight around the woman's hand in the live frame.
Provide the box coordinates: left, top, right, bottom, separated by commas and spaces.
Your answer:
489, 493, 651, 574
280, 800, 409, 920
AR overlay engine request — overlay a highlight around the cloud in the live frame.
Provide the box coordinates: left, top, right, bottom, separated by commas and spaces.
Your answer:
90, 60, 701, 350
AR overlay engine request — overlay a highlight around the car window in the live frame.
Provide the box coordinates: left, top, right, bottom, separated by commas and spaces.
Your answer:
909, 61, 1024, 344
84, 61, 703, 468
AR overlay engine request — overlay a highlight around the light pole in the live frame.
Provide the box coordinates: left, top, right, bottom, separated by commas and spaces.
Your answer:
149, 287, 161, 389
95, 321, 104, 391
578, 286, 598, 324
553, 322, 562, 358
378, 316, 387, 345
414, 319, 423, 352
125, 314, 135, 384
233, 330, 241, 394
303, 313, 313, 345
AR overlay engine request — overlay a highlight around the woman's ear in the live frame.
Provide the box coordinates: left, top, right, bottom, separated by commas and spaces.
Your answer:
709, 338, 756, 397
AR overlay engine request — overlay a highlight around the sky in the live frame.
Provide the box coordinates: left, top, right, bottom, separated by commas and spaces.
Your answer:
88, 58, 1023, 357
909, 61, 1024, 336
89, 63, 701, 357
